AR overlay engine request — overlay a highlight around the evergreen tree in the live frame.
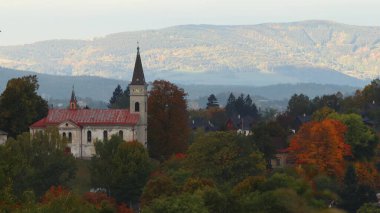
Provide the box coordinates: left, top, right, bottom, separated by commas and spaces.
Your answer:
206, 94, 219, 109
108, 85, 124, 108
225, 93, 236, 116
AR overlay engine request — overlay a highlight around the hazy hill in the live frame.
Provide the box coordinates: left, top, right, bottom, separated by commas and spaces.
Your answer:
0, 67, 358, 110
0, 21, 378, 86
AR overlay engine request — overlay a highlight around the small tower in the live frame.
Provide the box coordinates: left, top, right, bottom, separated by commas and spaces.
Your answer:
69, 86, 78, 110
129, 45, 148, 146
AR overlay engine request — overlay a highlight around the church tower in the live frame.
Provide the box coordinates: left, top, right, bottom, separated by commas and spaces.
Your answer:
129, 45, 148, 146
69, 86, 78, 110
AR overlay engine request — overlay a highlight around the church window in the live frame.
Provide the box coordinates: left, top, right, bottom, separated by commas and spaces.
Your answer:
62, 132, 66, 139
119, 130, 123, 139
87, 131, 92, 142
68, 132, 72, 143
135, 102, 140, 112
103, 130, 108, 141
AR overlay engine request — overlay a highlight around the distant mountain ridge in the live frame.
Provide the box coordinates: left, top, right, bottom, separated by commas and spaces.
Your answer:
0, 20, 379, 86
0, 67, 358, 107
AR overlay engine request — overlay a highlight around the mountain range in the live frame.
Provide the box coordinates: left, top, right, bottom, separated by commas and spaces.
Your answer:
0, 67, 359, 111
0, 20, 379, 86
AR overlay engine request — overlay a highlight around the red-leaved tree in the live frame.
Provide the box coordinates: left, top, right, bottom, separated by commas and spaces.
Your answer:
288, 119, 351, 180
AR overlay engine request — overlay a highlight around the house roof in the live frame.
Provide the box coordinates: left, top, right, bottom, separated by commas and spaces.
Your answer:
30, 109, 140, 128
0, 130, 7, 135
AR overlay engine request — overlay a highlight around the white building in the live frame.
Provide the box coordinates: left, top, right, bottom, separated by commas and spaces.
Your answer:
30, 46, 148, 158
0, 130, 7, 145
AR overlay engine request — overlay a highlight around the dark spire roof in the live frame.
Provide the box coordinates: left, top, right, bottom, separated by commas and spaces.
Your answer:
130, 45, 146, 85
70, 85, 77, 102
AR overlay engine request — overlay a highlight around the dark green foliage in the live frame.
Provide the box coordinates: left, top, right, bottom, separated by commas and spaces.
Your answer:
90, 135, 153, 203
357, 203, 380, 213
186, 131, 266, 185
251, 122, 288, 168
206, 94, 219, 109
0, 129, 76, 199
142, 193, 208, 213
339, 165, 377, 213
0, 75, 48, 137
225, 93, 259, 118
287, 94, 312, 116
108, 85, 130, 109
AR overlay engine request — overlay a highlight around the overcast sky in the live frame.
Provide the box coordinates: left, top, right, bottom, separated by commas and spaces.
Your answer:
0, 0, 379, 45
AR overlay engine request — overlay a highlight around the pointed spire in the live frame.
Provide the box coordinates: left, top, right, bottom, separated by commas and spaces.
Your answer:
130, 43, 146, 85
70, 85, 77, 110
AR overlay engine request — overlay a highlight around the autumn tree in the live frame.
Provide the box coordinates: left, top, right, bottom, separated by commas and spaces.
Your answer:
288, 119, 350, 180
148, 80, 190, 160
0, 75, 48, 137
90, 136, 153, 203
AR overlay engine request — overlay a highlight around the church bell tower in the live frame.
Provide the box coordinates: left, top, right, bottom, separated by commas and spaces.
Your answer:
129, 45, 148, 146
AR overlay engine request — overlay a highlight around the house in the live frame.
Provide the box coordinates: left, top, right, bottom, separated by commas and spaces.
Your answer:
0, 130, 7, 145
30, 46, 148, 158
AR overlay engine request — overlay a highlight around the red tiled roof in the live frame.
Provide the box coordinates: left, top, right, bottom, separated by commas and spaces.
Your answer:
30, 109, 140, 128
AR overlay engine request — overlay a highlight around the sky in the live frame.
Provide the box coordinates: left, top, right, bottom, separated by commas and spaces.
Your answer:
0, 0, 380, 46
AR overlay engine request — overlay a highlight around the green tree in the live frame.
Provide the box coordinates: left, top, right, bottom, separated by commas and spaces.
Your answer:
142, 193, 208, 213
340, 165, 377, 213
225, 93, 236, 116
90, 136, 152, 203
148, 80, 190, 160
0, 75, 48, 137
108, 85, 130, 109
0, 128, 76, 198
251, 122, 288, 168
287, 94, 312, 116
328, 113, 378, 161
186, 131, 266, 185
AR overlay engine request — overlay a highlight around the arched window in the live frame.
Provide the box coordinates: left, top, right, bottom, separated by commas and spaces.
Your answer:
135, 102, 140, 112
68, 132, 72, 143
103, 130, 108, 141
87, 131, 92, 142
119, 130, 123, 139
62, 132, 66, 139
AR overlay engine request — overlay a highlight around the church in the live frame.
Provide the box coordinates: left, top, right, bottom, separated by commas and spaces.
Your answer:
30, 47, 148, 158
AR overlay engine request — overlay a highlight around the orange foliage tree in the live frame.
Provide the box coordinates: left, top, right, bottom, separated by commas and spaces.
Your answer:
288, 119, 350, 180
147, 80, 190, 160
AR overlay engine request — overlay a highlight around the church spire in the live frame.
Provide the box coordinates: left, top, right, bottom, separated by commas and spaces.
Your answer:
69, 85, 78, 110
130, 43, 146, 85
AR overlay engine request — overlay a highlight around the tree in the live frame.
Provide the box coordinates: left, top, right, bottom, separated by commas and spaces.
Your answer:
206, 94, 219, 109
142, 193, 208, 213
108, 84, 123, 107
287, 94, 312, 116
251, 122, 288, 168
225, 93, 236, 116
340, 165, 377, 213
288, 119, 350, 180
0, 75, 48, 137
148, 80, 190, 160
108, 85, 130, 109
90, 135, 152, 203
0, 128, 76, 198
186, 131, 266, 185
328, 113, 378, 161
